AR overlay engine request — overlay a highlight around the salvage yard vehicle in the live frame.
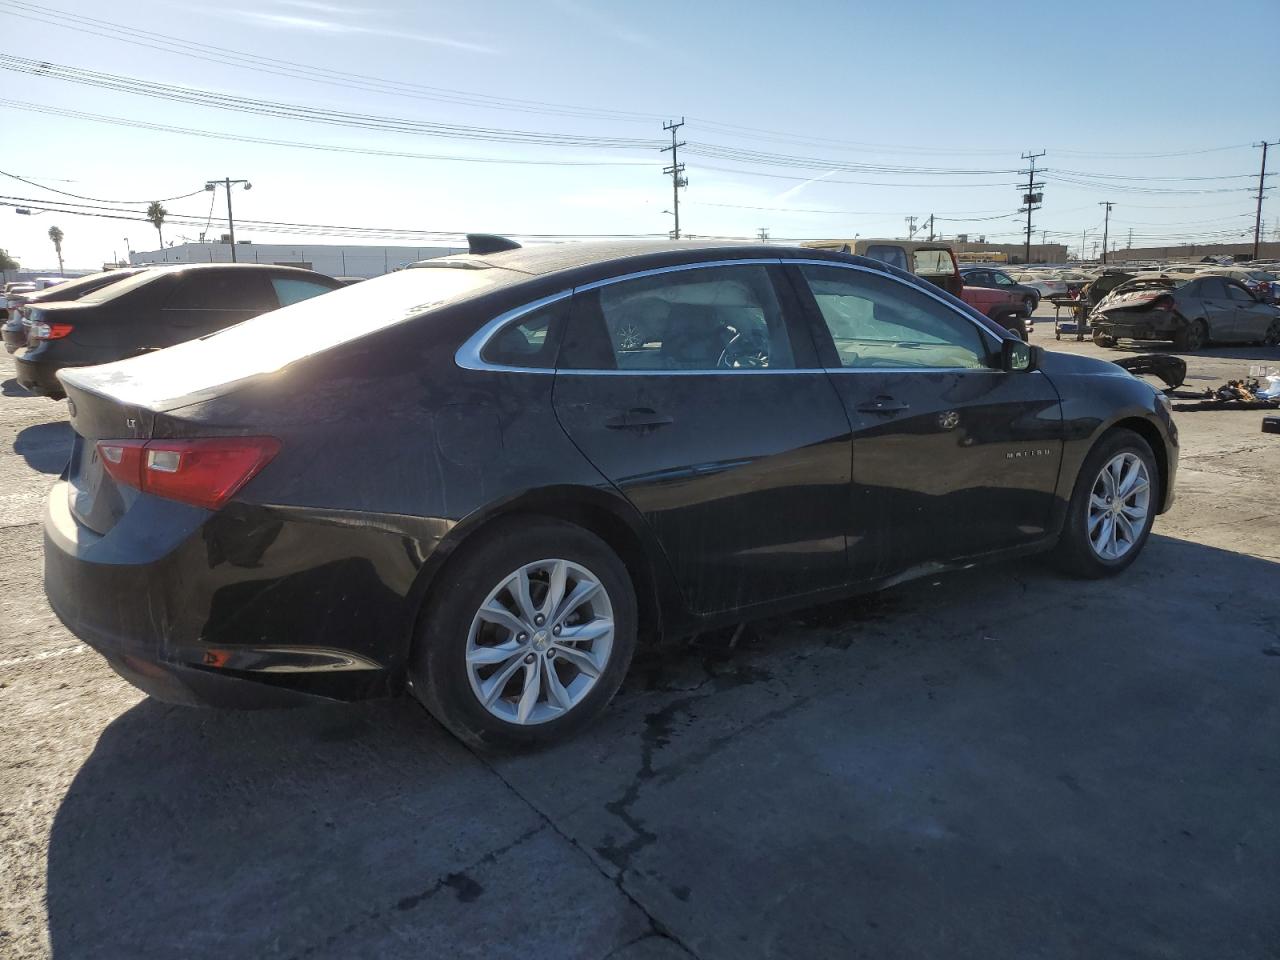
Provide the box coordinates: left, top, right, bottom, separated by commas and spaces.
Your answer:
13, 263, 342, 397
959, 267, 1038, 339
44, 239, 1178, 748
1090, 275, 1280, 350
3, 267, 144, 353
803, 238, 963, 297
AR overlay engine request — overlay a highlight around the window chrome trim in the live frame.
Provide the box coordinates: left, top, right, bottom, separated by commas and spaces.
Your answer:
454, 256, 1006, 375
455, 289, 573, 373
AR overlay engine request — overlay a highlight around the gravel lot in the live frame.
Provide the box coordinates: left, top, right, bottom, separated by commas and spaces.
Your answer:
2, 320, 1279, 960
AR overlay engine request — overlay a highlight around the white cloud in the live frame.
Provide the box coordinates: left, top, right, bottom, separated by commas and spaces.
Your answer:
226, 10, 498, 54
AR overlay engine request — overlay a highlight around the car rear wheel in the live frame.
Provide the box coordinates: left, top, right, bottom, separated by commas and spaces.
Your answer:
410, 518, 637, 749
1022, 296, 1036, 316
1263, 319, 1280, 347
1053, 429, 1159, 579
1174, 318, 1208, 351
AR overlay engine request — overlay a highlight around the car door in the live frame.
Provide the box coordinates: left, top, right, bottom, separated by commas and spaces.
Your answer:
1223, 280, 1271, 342
787, 261, 1063, 578
1189, 277, 1234, 340
551, 260, 855, 615
159, 270, 279, 346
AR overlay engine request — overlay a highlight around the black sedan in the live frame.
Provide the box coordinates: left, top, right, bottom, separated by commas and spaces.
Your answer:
13, 263, 342, 397
1090, 274, 1280, 350
45, 238, 1178, 748
959, 267, 1042, 314
3, 268, 146, 353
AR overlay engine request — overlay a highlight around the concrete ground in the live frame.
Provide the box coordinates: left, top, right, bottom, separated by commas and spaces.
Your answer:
2, 316, 1279, 960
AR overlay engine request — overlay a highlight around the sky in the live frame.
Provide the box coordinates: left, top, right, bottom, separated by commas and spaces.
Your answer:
1, 0, 1277, 270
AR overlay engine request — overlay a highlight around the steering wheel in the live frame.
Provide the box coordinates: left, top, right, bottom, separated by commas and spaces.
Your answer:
717, 329, 769, 369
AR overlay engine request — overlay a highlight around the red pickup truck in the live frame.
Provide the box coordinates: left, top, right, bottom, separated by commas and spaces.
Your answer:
958, 278, 1030, 340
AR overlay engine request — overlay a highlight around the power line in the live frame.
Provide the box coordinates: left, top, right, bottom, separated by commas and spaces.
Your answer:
0, 167, 204, 204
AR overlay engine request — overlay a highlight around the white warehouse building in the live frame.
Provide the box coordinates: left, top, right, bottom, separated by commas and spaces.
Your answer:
129, 241, 464, 278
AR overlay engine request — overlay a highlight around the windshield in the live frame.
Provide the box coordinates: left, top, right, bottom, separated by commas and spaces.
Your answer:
63, 265, 518, 408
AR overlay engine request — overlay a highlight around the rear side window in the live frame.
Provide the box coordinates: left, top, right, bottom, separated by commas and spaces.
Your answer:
271, 277, 336, 307
562, 264, 795, 371
1198, 277, 1227, 298
480, 299, 567, 368
166, 272, 275, 311
863, 245, 909, 271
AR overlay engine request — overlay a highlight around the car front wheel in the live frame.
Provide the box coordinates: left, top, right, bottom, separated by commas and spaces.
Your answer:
410, 518, 637, 748
1053, 429, 1159, 578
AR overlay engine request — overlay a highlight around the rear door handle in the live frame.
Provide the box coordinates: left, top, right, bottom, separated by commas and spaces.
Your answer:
856, 396, 910, 414
604, 407, 674, 429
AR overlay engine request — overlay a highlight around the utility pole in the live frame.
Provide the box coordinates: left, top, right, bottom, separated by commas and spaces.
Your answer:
756, 227, 770, 242
206, 177, 252, 262
926, 214, 935, 241
1127, 227, 1133, 253
1099, 201, 1114, 265
1019, 151, 1045, 265
905, 215, 917, 239
1254, 140, 1277, 260
661, 119, 687, 240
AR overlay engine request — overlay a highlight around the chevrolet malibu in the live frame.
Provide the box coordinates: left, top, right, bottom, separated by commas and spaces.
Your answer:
44, 238, 1178, 748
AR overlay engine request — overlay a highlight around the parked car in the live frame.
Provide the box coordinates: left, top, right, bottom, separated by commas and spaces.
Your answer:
3, 268, 145, 353
803, 238, 963, 297
959, 267, 1039, 339
1090, 275, 1280, 350
45, 239, 1178, 748
12, 264, 342, 398
1, 282, 37, 322
1009, 272, 1070, 301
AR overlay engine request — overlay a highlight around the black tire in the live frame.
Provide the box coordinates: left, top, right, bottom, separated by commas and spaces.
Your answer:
1053, 429, 1160, 579
1174, 318, 1207, 352
1263, 319, 1280, 347
1023, 296, 1036, 316
1092, 330, 1116, 347
409, 517, 637, 749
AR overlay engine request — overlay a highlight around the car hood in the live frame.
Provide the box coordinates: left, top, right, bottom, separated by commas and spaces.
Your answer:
1037, 348, 1133, 381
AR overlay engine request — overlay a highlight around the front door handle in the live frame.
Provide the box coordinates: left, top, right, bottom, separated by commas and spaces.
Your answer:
604, 407, 674, 430
856, 396, 910, 415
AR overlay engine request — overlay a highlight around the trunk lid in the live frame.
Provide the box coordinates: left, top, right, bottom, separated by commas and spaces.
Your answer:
60, 376, 156, 535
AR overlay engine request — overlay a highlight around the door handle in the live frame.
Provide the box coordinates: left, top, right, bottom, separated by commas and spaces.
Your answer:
856, 396, 910, 414
604, 407, 674, 430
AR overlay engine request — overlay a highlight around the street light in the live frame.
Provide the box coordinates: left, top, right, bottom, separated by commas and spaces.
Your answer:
205, 178, 252, 262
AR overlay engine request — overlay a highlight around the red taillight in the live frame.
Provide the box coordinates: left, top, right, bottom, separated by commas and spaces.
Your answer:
32, 321, 74, 340
95, 437, 280, 510
1153, 295, 1174, 312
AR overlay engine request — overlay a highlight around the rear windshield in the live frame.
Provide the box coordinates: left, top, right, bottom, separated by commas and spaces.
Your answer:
28, 269, 139, 302
913, 249, 955, 276
1116, 278, 1185, 293
76, 269, 172, 303
862, 245, 909, 271
63, 265, 519, 409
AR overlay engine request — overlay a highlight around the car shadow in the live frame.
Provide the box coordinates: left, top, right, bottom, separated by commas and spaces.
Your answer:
43, 535, 1280, 959
1107, 341, 1280, 362
14, 421, 73, 474
2, 377, 30, 397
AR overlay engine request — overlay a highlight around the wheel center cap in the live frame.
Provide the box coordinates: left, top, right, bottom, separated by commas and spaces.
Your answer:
532, 630, 549, 650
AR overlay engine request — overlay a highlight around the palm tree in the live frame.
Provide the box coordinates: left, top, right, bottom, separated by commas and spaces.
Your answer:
146, 201, 167, 249
48, 225, 64, 276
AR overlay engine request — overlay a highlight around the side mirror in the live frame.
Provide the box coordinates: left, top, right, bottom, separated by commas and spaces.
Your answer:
1001, 338, 1039, 372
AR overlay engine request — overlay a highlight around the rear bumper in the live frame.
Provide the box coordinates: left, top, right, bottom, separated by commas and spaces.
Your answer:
12, 354, 65, 397
2, 324, 24, 353
1090, 315, 1183, 342
43, 480, 405, 708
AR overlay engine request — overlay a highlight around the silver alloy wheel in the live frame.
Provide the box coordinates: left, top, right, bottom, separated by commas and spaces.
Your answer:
1087, 452, 1151, 561
465, 558, 614, 725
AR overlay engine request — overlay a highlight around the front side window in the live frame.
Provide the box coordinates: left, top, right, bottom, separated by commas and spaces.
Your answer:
993, 272, 1014, 286
564, 264, 795, 371
271, 277, 336, 307
1225, 283, 1254, 302
800, 264, 989, 370
863, 245, 910, 272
